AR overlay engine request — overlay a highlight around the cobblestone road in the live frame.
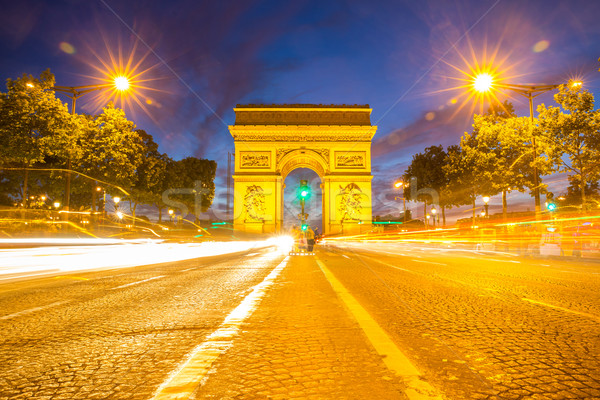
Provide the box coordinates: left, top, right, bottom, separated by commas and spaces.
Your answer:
1, 243, 598, 400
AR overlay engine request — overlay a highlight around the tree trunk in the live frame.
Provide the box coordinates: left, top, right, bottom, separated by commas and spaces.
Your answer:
158, 206, 162, 223
91, 182, 97, 212
581, 175, 587, 213
132, 201, 138, 225
472, 197, 476, 229
502, 190, 508, 222
22, 167, 29, 208
442, 206, 446, 228
423, 201, 427, 229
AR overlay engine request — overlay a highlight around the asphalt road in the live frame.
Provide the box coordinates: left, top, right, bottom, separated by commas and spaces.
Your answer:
0, 242, 598, 400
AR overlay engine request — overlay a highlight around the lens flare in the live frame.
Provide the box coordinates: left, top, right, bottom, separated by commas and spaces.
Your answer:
114, 76, 130, 91
473, 73, 494, 93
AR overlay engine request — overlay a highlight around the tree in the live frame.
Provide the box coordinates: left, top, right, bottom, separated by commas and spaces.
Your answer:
126, 129, 167, 223
166, 157, 217, 221
77, 103, 144, 200
462, 102, 546, 220
403, 145, 450, 226
0, 69, 73, 206
537, 81, 600, 210
443, 141, 494, 227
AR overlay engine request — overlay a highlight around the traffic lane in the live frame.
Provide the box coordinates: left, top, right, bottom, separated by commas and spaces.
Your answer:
0, 246, 275, 315
0, 249, 285, 400
329, 242, 600, 318
318, 247, 600, 400
0, 240, 275, 283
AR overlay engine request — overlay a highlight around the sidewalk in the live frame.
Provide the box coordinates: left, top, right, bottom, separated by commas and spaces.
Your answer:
196, 253, 409, 399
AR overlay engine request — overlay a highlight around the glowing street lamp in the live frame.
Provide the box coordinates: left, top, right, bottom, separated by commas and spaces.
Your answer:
482, 196, 490, 218
471, 72, 582, 217
168, 209, 174, 223
394, 181, 409, 223
431, 207, 437, 228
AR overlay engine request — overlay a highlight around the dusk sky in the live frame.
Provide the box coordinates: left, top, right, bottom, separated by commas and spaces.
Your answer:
2, 0, 599, 224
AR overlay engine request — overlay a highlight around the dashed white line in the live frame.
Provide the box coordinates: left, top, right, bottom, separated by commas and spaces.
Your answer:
244, 252, 260, 257
342, 254, 350, 259
410, 259, 447, 266
111, 275, 165, 290
180, 268, 196, 272
151, 257, 289, 400
0, 301, 69, 320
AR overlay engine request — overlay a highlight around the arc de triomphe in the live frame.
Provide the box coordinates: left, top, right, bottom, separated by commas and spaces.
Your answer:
229, 104, 377, 235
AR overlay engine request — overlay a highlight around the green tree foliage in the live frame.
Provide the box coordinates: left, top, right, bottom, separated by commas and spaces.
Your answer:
537, 81, 600, 209
0, 69, 73, 204
126, 129, 168, 221
166, 157, 217, 221
77, 103, 144, 195
402, 145, 449, 225
461, 102, 547, 219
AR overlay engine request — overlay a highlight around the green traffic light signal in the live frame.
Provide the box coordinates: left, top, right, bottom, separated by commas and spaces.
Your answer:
547, 202, 557, 211
298, 179, 311, 199
301, 224, 308, 231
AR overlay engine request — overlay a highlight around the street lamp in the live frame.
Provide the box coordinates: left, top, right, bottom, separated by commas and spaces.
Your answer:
472, 74, 582, 217
393, 181, 409, 223
482, 196, 490, 218
431, 207, 437, 228
168, 209, 174, 223
113, 196, 121, 216
53, 76, 131, 215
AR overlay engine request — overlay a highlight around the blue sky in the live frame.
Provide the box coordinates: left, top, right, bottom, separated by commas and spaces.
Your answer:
1, 0, 599, 223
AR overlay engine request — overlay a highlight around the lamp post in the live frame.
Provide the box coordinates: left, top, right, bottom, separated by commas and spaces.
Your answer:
113, 196, 121, 218
482, 196, 490, 218
472, 75, 582, 217
431, 207, 437, 228
53, 201, 61, 224
168, 209, 174, 223
393, 181, 409, 223
53, 77, 131, 217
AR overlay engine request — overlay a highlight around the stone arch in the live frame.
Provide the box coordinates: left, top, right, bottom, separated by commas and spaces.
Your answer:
278, 149, 328, 181
229, 104, 376, 235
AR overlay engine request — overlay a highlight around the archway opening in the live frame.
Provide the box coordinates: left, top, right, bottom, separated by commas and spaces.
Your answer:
283, 168, 322, 235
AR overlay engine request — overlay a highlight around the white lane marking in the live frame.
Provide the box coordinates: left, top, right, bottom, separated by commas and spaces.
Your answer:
244, 252, 260, 257
180, 268, 196, 272
486, 258, 521, 264
316, 259, 443, 400
342, 254, 350, 259
152, 257, 289, 400
522, 298, 600, 322
111, 276, 165, 290
367, 258, 414, 274
0, 301, 69, 320
410, 259, 447, 266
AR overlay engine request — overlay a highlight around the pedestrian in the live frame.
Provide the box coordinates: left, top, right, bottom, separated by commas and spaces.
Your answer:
306, 226, 315, 252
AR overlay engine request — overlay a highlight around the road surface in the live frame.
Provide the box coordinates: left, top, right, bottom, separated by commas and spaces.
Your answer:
0, 242, 598, 399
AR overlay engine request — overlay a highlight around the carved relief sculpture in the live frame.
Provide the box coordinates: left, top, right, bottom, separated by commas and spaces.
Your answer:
243, 185, 266, 221
240, 152, 270, 168
337, 183, 363, 222
336, 152, 365, 168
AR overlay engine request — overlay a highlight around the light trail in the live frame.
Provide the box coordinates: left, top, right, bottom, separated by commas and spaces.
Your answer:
0, 237, 292, 281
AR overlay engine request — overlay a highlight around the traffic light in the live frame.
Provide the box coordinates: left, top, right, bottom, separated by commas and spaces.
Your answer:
301, 224, 308, 231
298, 179, 311, 199
546, 192, 557, 211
